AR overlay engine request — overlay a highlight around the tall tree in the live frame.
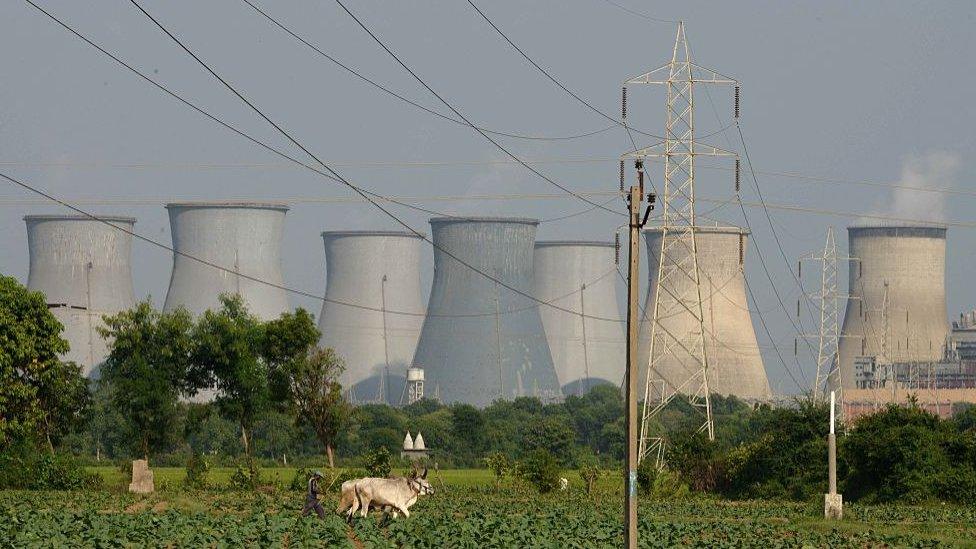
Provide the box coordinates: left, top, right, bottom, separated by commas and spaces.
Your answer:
99, 300, 194, 460
264, 309, 347, 467
0, 274, 88, 451
276, 346, 350, 467
190, 296, 319, 464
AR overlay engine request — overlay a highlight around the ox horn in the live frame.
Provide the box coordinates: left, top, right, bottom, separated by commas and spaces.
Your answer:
421, 466, 428, 479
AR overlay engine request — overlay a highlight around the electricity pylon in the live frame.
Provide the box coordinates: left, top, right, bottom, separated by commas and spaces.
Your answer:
621, 22, 739, 465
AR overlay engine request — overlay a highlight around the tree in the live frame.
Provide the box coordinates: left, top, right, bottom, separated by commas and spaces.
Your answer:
190, 296, 319, 465
275, 346, 350, 468
0, 275, 88, 450
99, 300, 194, 460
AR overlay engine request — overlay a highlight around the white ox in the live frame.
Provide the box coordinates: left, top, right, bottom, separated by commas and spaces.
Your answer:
336, 467, 434, 520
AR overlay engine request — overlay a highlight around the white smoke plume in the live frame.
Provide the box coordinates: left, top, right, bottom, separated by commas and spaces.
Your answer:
865, 151, 961, 225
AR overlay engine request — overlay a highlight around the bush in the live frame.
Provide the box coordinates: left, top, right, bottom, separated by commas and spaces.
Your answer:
363, 447, 393, 478
229, 461, 262, 490
183, 451, 210, 489
518, 448, 561, 493
637, 460, 688, 500
579, 461, 602, 495
0, 444, 102, 490
484, 452, 512, 486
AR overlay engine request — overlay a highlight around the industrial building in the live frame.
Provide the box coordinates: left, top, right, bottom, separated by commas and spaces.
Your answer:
638, 226, 771, 400
163, 202, 290, 320
317, 230, 426, 404
412, 216, 560, 407
24, 215, 137, 376
532, 240, 624, 394
835, 225, 950, 391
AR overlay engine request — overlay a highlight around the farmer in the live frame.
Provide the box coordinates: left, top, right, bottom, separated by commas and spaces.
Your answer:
302, 470, 326, 519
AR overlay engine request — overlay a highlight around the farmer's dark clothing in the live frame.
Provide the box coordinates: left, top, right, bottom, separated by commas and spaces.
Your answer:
302, 476, 325, 518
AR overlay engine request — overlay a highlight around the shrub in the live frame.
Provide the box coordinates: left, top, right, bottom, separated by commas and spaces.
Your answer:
637, 460, 688, 500
183, 451, 210, 489
484, 452, 512, 486
518, 448, 561, 493
229, 461, 262, 490
0, 444, 102, 490
363, 447, 393, 478
579, 461, 602, 495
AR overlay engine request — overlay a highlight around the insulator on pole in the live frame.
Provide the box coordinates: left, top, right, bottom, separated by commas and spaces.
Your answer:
734, 86, 740, 118
619, 160, 625, 192
614, 233, 621, 265
621, 87, 628, 119
796, 299, 800, 319
794, 338, 798, 356
735, 158, 741, 192
797, 260, 802, 280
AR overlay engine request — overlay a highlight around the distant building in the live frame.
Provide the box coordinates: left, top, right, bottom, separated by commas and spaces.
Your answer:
400, 431, 429, 461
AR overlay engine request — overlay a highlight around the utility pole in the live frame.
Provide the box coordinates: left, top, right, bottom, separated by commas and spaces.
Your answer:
623, 160, 652, 549
381, 274, 391, 405
579, 282, 589, 396
623, 22, 738, 467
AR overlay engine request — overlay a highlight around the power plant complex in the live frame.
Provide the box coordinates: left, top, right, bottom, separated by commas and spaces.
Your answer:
412, 217, 560, 407
638, 226, 771, 401
24, 215, 137, 376
533, 240, 624, 394
13, 205, 976, 416
163, 202, 290, 320
318, 230, 426, 404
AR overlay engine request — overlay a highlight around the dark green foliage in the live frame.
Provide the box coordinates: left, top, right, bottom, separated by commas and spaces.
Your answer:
363, 446, 393, 478
99, 300, 195, 459
229, 461, 263, 491
0, 442, 101, 490
518, 448, 561, 493
845, 403, 976, 504
0, 274, 87, 449
184, 451, 210, 489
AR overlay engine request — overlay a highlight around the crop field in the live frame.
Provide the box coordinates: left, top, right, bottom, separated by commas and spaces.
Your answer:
4, 474, 976, 548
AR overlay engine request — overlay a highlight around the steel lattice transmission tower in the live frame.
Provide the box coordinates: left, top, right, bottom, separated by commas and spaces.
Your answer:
798, 227, 844, 402
622, 23, 739, 464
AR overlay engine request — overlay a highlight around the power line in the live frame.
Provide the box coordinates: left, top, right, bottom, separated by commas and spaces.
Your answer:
21, 1, 605, 226
329, 0, 623, 218
464, 0, 652, 152
594, 0, 678, 24
240, 0, 623, 142
119, 0, 624, 323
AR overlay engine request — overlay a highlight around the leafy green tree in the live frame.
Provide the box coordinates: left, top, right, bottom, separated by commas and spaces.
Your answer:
99, 300, 195, 460
520, 415, 577, 464
0, 275, 88, 450
190, 296, 319, 465
273, 345, 350, 467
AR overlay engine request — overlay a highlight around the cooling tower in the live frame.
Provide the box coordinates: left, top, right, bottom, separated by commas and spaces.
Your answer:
533, 241, 624, 393
835, 225, 949, 389
24, 215, 137, 376
638, 227, 770, 400
318, 231, 426, 402
412, 217, 559, 406
163, 202, 289, 320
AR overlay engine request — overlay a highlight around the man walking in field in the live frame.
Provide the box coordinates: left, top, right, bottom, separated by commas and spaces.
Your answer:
302, 470, 326, 519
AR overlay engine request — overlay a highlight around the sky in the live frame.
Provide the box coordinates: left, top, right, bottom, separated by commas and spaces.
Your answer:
1, 0, 974, 395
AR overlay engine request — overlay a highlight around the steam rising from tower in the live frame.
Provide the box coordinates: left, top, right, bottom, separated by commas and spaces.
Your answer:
412, 217, 559, 406
533, 241, 624, 393
163, 202, 289, 320
25, 215, 137, 376
317, 231, 426, 402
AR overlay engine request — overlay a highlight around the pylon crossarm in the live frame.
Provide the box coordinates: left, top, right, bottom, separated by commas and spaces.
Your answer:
621, 141, 737, 160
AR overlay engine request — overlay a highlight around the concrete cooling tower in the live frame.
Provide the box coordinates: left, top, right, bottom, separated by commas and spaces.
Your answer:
412, 217, 559, 406
638, 227, 770, 400
533, 241, 624, 394
24, 215, 137, 376
163, 202, 289, 320
318, 231, 426, 404
836, 225, 949, 389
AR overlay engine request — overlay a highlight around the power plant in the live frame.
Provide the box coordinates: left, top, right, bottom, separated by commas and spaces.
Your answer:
317, 230, 426, 403
532, 241, 624, 394
24, 215, 137, 376
836, 225, 950, 391
638, 226, 771, 400
412, 217, 559, 406
163, 202, 290, 320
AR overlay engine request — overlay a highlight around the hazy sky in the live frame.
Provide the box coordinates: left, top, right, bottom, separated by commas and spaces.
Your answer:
2, 1, 973, 395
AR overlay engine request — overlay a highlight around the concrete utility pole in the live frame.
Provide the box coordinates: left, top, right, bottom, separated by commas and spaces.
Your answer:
825, 390, 843, 519
624, 164, 651, 549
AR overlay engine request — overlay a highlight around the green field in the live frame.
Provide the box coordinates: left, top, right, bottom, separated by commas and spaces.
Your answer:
4, 469, 976, 547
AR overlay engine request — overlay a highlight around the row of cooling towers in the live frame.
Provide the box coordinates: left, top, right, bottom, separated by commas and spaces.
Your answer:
20, 201, 947, 406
